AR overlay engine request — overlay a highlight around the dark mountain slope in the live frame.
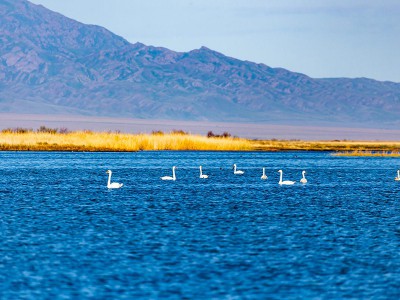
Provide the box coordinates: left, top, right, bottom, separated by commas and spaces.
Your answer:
1, 0, 400, 127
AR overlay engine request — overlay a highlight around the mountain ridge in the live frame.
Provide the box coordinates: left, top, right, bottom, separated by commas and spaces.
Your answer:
1, 0, 400, 128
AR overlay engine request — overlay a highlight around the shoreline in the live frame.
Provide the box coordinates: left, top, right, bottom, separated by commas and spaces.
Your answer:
1, 130, 400, 154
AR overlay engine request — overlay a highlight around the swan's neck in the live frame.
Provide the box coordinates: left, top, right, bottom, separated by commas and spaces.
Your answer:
172, 168, 176, 180
279, 171, 283, 183
234, 165, 237, 172
263, 168, 266, 176
107, 172, 112, 186
200, 166, 203, 176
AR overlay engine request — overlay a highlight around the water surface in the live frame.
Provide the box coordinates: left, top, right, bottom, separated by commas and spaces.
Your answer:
0, 151, 399, 299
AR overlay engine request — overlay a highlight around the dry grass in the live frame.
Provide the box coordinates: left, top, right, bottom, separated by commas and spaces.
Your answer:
333, 150, 400, 157
251, 140, 400, 153
1, 130, 400, 153
0, 131, 253, 151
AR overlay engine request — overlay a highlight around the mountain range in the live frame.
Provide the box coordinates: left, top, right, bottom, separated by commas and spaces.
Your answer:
1, 0, 400, 128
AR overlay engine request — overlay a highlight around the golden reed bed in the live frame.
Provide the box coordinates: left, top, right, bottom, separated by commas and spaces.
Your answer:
333, 150, 400, 157
251, 140, 400, 153
0, 129, 399, 153
0, 131, 252, 151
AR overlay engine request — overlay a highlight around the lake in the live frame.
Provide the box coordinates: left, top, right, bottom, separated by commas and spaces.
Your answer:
0, 151, 399, 299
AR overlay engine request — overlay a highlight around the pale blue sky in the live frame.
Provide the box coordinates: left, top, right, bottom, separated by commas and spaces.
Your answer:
30, 0, 400, 82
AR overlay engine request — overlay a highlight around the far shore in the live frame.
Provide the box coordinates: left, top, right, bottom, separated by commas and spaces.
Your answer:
1, 127, 399, 155
1, 113, 400, 141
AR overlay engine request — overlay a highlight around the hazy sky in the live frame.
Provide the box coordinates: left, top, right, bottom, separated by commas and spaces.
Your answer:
29, 0, 400, 82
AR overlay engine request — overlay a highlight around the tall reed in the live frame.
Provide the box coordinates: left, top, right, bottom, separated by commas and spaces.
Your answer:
1, 130, 400, 152
0, 131, 252, 151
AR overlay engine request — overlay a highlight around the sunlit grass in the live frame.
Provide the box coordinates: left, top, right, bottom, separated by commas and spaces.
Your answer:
333, 150, 400, 157
1, 128, 399, 153
251, 140, 400, 153
0, 131, 253, 151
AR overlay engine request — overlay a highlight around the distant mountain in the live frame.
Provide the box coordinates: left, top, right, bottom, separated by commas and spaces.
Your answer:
1, 0, 400, 127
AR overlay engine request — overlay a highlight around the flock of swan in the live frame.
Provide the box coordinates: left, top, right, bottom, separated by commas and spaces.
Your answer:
106, 164, 310, 189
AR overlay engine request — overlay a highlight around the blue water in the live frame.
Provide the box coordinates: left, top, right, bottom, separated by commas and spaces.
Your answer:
0, 151, 399, 299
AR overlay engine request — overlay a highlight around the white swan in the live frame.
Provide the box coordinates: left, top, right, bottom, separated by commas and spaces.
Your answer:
278, 170, 295, 185
161, 166, 176, 181
261, 167, 267, 180
106, 170, 123, 189
199, 166, 208, 179
233, 164, 244, 175
395, 170, 400, 181
300, 170, 307, 184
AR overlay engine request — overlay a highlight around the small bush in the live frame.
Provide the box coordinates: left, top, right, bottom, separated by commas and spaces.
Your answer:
206, 131, 231, 138
221, 131, 231, 138
171, 129, 188, 135
1, 127, 33, 134
1, 128, 14, 133
37, 126, 58, 134
59, 127, 69, 134
151, 130, 164, 135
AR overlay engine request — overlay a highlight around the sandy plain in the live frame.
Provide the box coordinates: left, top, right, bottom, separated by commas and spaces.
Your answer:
1, 113, 400, 141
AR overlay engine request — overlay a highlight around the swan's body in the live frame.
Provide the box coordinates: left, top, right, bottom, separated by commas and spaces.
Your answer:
278, 170, 295, 185
300, 170, 307, 184
261, 167, 267, 180
199, 166, 208, 179
233, 164, 244, 175
106, 170, 123, 189
395, 170, 400, 181
161, 166, 176, 181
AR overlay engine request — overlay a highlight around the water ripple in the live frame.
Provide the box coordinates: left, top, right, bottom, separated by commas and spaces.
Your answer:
0, 151, 399, 299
